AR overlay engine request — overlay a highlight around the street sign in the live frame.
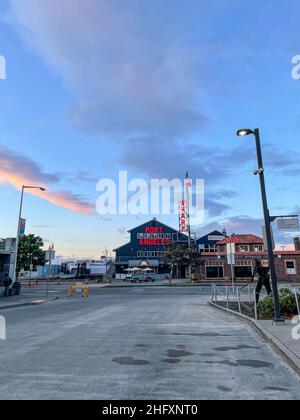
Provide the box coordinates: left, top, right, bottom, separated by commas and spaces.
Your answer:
262, 226, 275, 251
277, 217, 299, 230
226, 243, 235, 265
45, 248, 55, 262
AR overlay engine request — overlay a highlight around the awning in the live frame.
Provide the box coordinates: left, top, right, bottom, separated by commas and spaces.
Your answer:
128, 260, 159, 267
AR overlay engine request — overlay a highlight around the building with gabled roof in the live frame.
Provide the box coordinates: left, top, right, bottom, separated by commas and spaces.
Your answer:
196, 234, 300, 283
114, 218, 190, 280
217, 234, 264, 246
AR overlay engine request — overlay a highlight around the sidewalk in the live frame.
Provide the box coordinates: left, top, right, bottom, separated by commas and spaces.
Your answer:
209, 302, 300, 377
0, 291, 56, 311
103, 278, 201, 287
254, 319, 300, 375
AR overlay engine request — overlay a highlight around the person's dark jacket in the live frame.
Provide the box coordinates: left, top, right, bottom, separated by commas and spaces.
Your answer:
4, 277, 12, 287
253, 264, 269, 279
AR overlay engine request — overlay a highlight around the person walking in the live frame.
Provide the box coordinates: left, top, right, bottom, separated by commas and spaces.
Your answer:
252, 259, 272, 304
4, 274, 12, 298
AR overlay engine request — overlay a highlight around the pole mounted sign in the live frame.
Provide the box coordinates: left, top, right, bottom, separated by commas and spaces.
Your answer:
19, 219, 26, 237
45, 245, 55, 262
277, 217, 299, 230
179, 200, 188, 233
226, 243, 235, 265
262, 225, 275, 251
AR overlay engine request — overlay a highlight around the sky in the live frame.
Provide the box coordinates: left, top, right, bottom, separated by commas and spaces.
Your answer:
0, 0, 300, 258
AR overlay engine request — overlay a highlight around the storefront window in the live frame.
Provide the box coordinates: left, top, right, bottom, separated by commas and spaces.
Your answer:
286, 261, 296, 275
205, 260, 224, 279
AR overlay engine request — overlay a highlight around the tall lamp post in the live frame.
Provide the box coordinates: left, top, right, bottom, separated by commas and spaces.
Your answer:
11, 185, 46, 288
236, 128, 283, 322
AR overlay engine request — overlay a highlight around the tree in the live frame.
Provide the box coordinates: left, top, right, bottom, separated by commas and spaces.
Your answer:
164, 243, 204, 281
17, 234, 46, 279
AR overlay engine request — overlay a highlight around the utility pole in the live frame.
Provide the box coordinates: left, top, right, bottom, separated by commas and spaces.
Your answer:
185, 172, 192, 251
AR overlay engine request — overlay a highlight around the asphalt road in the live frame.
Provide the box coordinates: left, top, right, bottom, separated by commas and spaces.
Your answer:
0, 286, 299, 400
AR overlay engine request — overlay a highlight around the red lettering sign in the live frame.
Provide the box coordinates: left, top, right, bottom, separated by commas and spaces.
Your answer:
139, 238, 171, 247
179, 200, 187, 232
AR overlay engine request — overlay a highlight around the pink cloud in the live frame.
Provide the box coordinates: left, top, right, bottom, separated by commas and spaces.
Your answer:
0, 145, 94, 215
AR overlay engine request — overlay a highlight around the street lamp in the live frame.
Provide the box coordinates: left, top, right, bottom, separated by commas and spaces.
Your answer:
11, 185, 46, 288
236, 128, 283, 322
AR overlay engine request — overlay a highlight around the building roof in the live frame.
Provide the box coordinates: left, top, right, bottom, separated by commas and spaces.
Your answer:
217, 234, 264, 245
127, 218, 187, 235
196, 230, 227, 244
113, 218, 190, 252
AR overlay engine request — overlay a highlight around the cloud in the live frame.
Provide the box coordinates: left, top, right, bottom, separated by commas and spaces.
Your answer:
118, 136, 254, 181
196, 216, 264, 238
205, 198, 230, 218
59, 170, 97, 185
0, 145, 94, 215
8, 1, 300, 180
7, 0, 299, 226
8, 0, 207, 140
264, 144, 300, 174
0, 145, 59, 185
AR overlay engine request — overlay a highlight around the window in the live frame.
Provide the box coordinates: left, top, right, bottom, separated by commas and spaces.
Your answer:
254, 245, 264, 252
234, 260, 252, 278
172, 233, 178, 242
137, 233, 144, 239
204, 245, 217, 253
205, 261, 223, 279
235, 260, 252, 267
137, 251, 143, 257
286, 260, 296, 275
239, 245, 250, 252
206, 260, 223, 267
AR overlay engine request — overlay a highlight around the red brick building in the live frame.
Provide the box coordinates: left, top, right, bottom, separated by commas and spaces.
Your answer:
196, 234, 300, 283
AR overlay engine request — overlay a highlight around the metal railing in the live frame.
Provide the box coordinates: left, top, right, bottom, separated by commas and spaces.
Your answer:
212, 284, 258, 319
211, 284, 300, 320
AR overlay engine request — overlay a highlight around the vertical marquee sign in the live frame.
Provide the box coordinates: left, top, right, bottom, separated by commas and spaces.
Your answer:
179, 200, 188, 233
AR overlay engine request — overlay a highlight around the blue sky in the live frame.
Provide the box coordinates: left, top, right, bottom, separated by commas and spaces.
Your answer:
0, 0, 300, 257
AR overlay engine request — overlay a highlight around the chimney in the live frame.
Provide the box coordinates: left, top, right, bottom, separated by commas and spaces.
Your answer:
294, 237, 300, 251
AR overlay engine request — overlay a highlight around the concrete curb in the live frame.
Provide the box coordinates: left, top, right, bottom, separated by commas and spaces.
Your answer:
0, 297, 58, 312
208, 301, 300, 378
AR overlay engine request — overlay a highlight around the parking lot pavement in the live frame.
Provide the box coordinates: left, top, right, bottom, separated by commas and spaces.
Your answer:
0, 287, 299, 400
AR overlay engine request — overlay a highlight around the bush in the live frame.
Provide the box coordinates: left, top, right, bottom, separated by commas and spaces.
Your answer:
257, 288, 300, 318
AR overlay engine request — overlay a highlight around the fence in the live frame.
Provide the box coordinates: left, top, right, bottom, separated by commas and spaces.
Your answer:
211, 284, 300, 320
